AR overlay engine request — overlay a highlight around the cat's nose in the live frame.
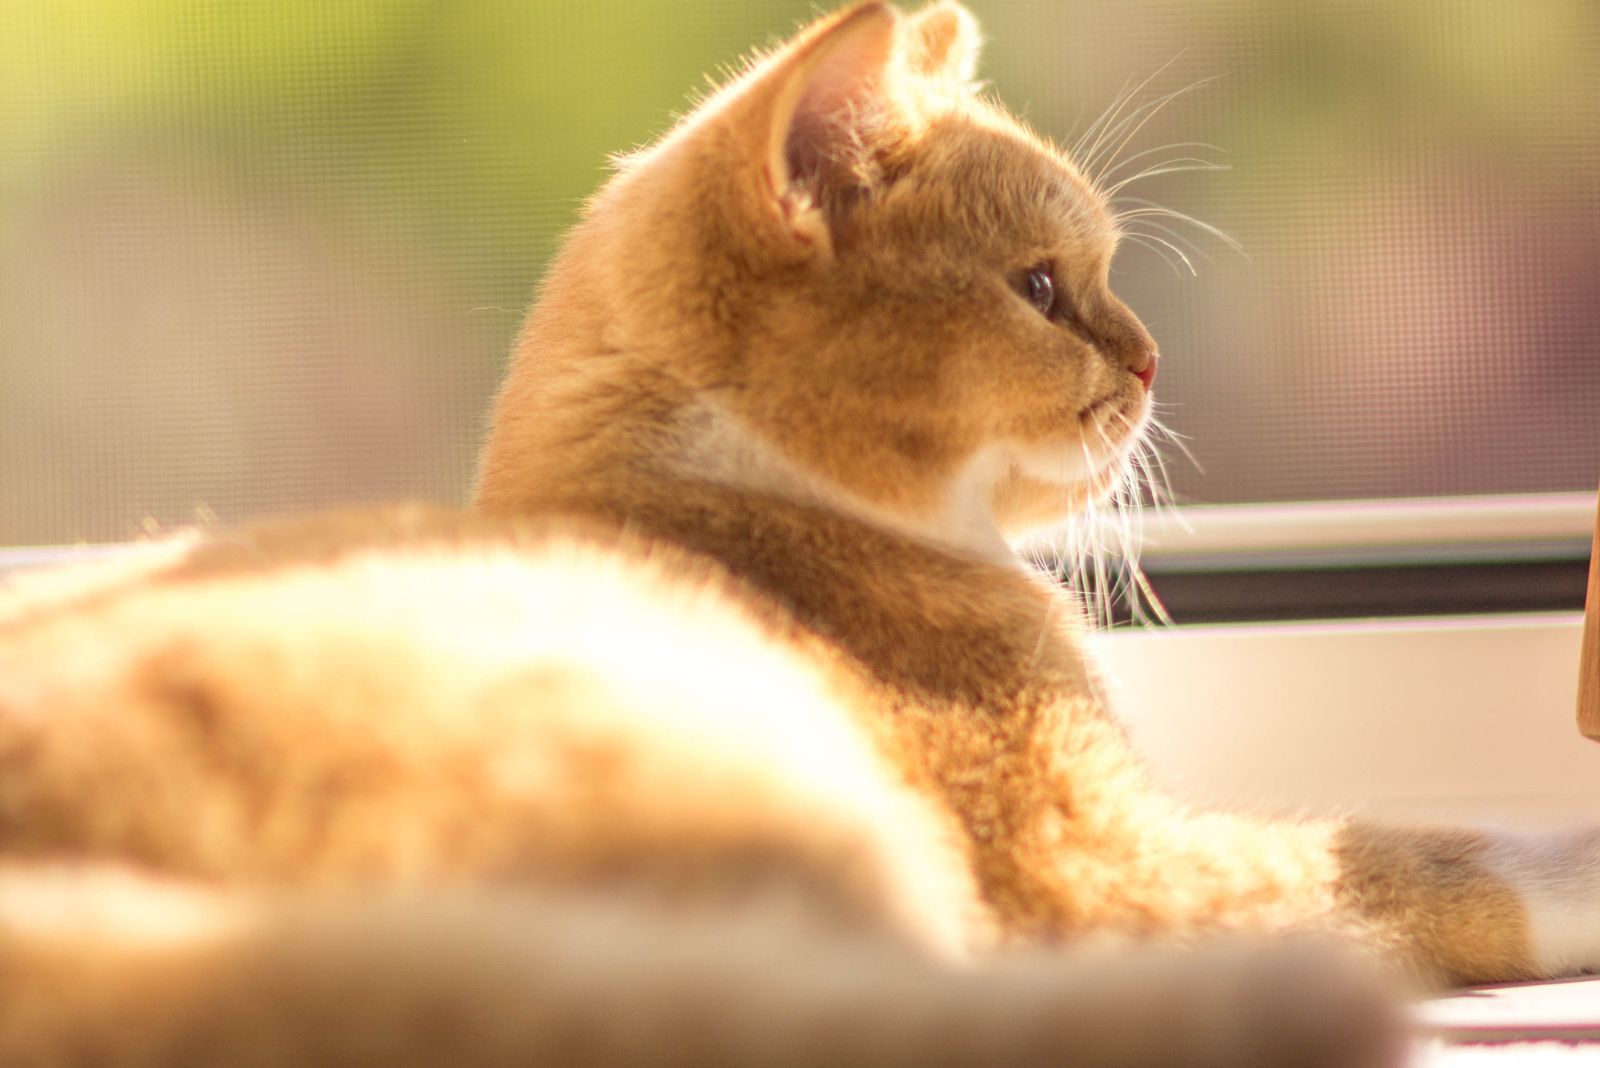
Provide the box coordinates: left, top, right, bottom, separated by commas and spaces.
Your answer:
1101, 299, 1157, 391
1134, 351, 1157, 391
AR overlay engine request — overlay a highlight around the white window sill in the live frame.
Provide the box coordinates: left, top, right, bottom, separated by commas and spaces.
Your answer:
1138, 491, 1595, 570
1091, 612, 1597, 827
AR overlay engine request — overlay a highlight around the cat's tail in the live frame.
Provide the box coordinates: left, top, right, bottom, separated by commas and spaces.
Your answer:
0, 864, 1406, 1068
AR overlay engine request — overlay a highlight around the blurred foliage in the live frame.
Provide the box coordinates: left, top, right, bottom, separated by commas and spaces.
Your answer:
1, 0, 1597, 543
3, 0, 821, 281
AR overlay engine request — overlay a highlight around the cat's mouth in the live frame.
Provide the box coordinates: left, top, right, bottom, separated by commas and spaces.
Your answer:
1012, 396, 1146, 488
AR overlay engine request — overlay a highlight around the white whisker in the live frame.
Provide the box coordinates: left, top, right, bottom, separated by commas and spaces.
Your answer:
1043, 413, 1176, 629
1121, 229, 1196, 275
1105, 160, 1230, 197
1146, 413, 1204, 475
1071, 57, 1183, 174
1120, 233, 1187, 276
1116, 197, 1246, 257
1085, 75, 1221, 183
1071, 81, 1142, 175
1123, 218, 1212, 262
1098, 141, 1228, 184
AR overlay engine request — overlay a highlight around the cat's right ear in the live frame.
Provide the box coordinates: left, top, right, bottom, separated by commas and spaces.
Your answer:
760, 3, 900, 255
906, 2, 981, 83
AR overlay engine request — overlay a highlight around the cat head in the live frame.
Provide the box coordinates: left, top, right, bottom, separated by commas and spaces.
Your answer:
477, 2, 1157, 559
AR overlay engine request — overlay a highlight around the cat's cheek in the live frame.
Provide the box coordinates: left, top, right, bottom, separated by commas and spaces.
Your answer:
1479, 828, 1600, 976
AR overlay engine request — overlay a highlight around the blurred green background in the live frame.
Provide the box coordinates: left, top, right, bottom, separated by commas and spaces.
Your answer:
3, 0, 1597, 545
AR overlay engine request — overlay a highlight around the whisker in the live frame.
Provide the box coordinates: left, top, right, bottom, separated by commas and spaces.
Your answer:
1145, 402, 1196, 439
1073, 55, 1189, 177
1077, 442, 1109, 628
1076, 418, 1166, 627
1133, 568, 1175, 627
1106, 446, 1141, 613
1120, 233, 1187, 276
1071, 56, 1184, 174
1104, 159, 1230, 197
1085, 75, 1222, 183
1116, 197, 1246, 257
1098, 141, 1228, 183
1146, 413, 1204, 475
1106, 416, 1177, 628
1144, 440, 1178, 505
1071, 80, 1143, 175
1115, 419, 1168, 509
1122, 230, 1196, 275
1136, 440, 1179, 517
1125, 218, 1211, 262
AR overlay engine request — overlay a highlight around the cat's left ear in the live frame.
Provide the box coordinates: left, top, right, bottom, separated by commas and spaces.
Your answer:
761, 3, 900, 255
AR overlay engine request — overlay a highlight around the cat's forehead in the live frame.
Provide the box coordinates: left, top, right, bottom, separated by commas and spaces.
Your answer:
908, 105, 1117, 256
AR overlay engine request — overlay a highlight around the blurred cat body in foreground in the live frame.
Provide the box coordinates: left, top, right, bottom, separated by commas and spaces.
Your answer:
3, 5, 1596, 1066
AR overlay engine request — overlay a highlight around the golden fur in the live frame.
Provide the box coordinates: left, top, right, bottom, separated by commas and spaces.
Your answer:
0, 4, 1587, 1065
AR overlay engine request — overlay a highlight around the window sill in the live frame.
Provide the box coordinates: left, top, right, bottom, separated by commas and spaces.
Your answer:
1092, 612, 1596, 826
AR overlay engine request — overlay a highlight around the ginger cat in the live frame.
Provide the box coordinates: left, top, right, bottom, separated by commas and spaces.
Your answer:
3, 4, 1597, 1065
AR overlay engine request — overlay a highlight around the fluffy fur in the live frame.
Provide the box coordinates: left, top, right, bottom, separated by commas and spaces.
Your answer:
1, 4, 1592, 1065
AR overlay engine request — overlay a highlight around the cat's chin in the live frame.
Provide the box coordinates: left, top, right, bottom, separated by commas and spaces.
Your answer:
1006, 424, 1142, 498
1005, 397, 1147, 482
990, 418, 1146, 538
991, 463, 1124, 541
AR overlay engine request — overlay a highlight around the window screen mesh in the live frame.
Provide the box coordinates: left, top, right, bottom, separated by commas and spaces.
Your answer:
3, 0, 1597, 545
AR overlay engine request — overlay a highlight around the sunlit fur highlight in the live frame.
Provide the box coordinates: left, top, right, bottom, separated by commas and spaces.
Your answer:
1, 4, 1595, 1067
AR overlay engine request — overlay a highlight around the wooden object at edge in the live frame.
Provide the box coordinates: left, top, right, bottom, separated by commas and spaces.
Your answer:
1579, 483, 1600, 740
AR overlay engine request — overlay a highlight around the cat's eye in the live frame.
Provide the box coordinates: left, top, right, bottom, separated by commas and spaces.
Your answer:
1023, 265, 1055, 319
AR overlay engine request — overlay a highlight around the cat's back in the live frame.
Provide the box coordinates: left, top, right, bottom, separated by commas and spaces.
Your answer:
0, 505, 984, 957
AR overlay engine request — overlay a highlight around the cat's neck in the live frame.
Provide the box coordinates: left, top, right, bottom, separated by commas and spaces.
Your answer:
665, 397, 1017, 568
476, 353, 1024, 571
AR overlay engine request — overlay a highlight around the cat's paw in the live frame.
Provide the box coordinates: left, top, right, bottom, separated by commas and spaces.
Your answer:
1480, 826, 1600, 976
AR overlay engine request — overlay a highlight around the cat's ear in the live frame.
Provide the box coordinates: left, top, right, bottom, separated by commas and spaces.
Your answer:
906, 1, 981, 83
761, 3, 900, 254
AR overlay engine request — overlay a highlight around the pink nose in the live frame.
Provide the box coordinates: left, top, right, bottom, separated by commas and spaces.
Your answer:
1134, 353, 1157, 391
